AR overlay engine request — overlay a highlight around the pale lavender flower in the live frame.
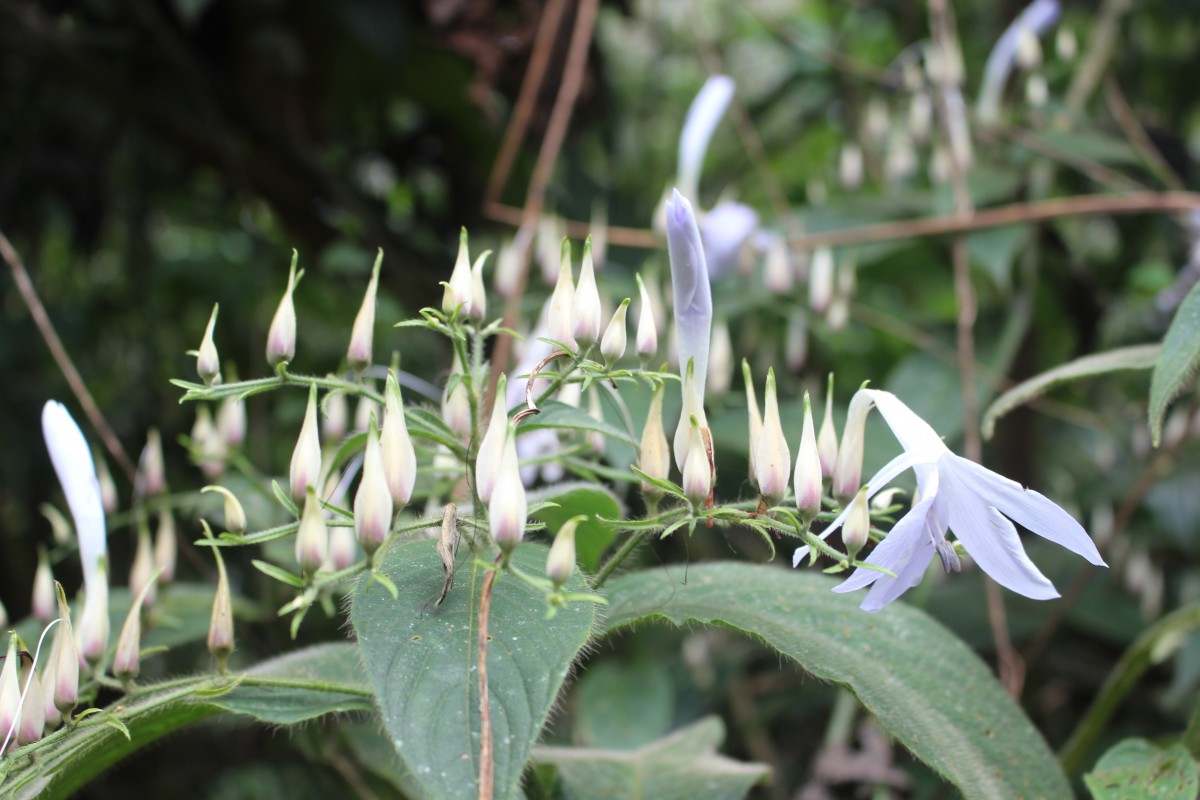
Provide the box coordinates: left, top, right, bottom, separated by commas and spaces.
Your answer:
677, 75, 735, 204
977, 0, 1061, 123
701, 201, 759, 280
794, 389, 1105, 611
666, 190, 713, 399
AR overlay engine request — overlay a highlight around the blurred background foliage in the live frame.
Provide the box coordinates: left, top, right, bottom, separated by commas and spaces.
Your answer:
3, 0, 1200, 796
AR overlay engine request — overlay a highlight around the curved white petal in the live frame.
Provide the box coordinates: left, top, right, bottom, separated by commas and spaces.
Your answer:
863, 389, 948, 459
42, 402, 106, 589
859, 537, 937, 612
977, 0, 1060, 123
834, 495, 938, 596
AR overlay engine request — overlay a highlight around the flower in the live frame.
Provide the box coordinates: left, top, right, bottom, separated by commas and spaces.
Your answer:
289, 385, 322, 503
676, 75, 735, 204
354, 420, 394, 555
197, 303, 221, 385
266, 252, 299, 367
442, 228, 474, 316
666, 190, 713, 399
635, 273, 658, 362
347, 250, 382, 371
599, 298, 630, 367
572, 237, 602, 346
794, 389, 1105, 611
977, 0, 1060, 124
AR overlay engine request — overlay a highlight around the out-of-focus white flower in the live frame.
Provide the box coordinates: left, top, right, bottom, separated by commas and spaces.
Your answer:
347, 251, 382, 370
266, 252, 299, 368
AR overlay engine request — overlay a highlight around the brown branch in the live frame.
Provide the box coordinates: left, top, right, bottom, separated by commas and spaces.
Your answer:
0, 229, 136, 481
1104, 77, 1184, 191
486, 0, 600, 392
476, 555, 502, 800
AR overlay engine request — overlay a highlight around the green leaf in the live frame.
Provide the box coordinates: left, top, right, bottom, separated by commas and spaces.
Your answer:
572, 659, 674, 749
211, 643, 375, 724
528, 483, 622, 573
533, 716, 768, 800
520, 400, 637, 447
351, 538, 596, 800
983, 344, 1161, 439
600, 563, 1071, 800
1150, 281, 1200, 445
967, 224, 1030, 293
1084, 740, 1199, 800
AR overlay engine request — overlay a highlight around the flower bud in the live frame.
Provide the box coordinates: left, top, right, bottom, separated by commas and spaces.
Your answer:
41, 645, 60, 733
537, 214, 564, 285
488, 426, 527, 554
600, 298, 630, 367
52, 583, 78, 716
682, 416, 712, 504
295, 486, 329, 575
1056, 27, 1077, 61
785, 311, 808, 373
673, 358, 709, 472
707, 320, 733, 398
833, 389, 871, 503
290, 385, 322, 504
842, 486, 871, 560
639, 384, 671, 500
817, 377, 839, 479
77, 559, 109, 666
572, 237, 602, 346
494, 234, 524, 300
442, 360, 472, 439
354, 421, 394, 555
908, 92, 933, 143
470, 249, 491, 320
202, 485, 247, 535
635, 274, 658, 362
327, 525, 358, 572
94, 450, 118, 514
354, 395, 379, 435
217, 395, 247, 449
743, 360, 762, 488
763, 235, 793, 294
154, 508, 177, 585
323, 390, 349, 442
192, 405, 225, 480
382, 372, 417, 509
129, 521, 157, 608
839, 142, 864, 190
16, 648, 44, 746
475, 375, 509, 504
197, 303, 221, 385
862, 97, 888, 145
794, 392, 823, 521
136, 428, 166, 499
1026, 72, 1048, 108
0, 597, 6, 629
208, 547, 234, 674
442, 228, 474, 316
808, 247, 834, 315
0, 634, 21, 751
42, 504, 71, 546
1015, 25, 1042, 70
347, 250, 382, 371
32, 549, 54, 622
547, 239, 577, 351
266, 251, 299, 368
546, 516, 583, 588
113, 566, 159, 685
754, 369, 791, 505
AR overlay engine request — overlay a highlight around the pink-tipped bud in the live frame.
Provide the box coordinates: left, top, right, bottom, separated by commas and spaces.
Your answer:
327, 525, 358, 572
354, 421, 394, 555
354, 396, 379, 435
266, 251, 299, 368
639, 384, 670, 500
202, 486, 247, 535
129, 522, 157, 609
673, 359, 708, 472
290, 386, 322, 504
809, 247, 835, 315
113, 566, 159, 685
572, 237, 602, 346
707, 320, 734, 398
547, 239, 577, 351
32, 550, 54, 622
217, 395, 246, 449
833, 389, 871, 503
442, 228, 474, 316
347, 250, 382, 371
475, 375, 509, 504
197, 303, 221, 385
323, 390, 349, 442
135, 428, 166, 498
843, 486, 871, 560
817, 376, 839, 479
16, 648, 44, 746
94, 450, 118, 515
839, 143, 864, 190
754, 369, 791, 505
763, 236, 793, 294
76, 560, 109, 666
0, 598, 6, 629
635, 274, 658, 362
192, 405, 226, 480
682, 416, 713, 504
546, 516, 583, 587
0, 634, 21, 751
52, 583, 78, 716
154, 508, 177, 585
600, 298, 630, 367
381, 371, 417, 509
42, 505, 71, 546
41, 647, 60, 733
488, 426, 527, 554
794, 392, 823, 521
208, 548, 234, 674
442, 361, 472, 439
470, 249, 491, 320
743, 360, 762, 488
295, 486, 329, 575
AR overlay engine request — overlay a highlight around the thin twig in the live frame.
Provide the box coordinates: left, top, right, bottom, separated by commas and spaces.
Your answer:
476, 554, 503, 800
0, 228, 136, 480
1103, 77, 1184, 191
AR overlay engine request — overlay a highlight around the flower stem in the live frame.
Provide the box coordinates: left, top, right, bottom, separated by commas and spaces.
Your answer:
591, 532, 644, 590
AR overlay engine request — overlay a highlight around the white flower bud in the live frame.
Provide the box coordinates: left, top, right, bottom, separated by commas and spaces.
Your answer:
470, 249, 491, 320
77, 559, 109, 666
323, 390, 348, 443
547, 239, 577, 351
763, 235, 793, 294
290, 386, 323, 504
682, 416, 713, 505
327, 526, 358, 572
862, 97, 889, 145
1056, 27, 1077, 61
154, 508, 177, 585
442, 361, 472, 439
32, 551, 54, 622
794, 392, 823, 521
52, 584, 79, 716
572, 237, 602, 346
0, 634, 21, 750
817, 378, 839, 479
208, 548, 234, 674
884, 130, 916, 183
129, 523, 157, 608
743, 360, 762, 488
382, 372, 417, 509
600, 298, 629, 367
354, 422, 394, 555
635, 274, 658, 362
442, 228, 474, 316
347, 251, 381, 371
94, 450, 118, 514
908, 92, 933, 143
16, 653, 44, 745
354, 395, 379, 435
1026, 72, 1048, 108
196, 303, 221, 386
809, 247, 834, 315
202, 486, 247, 536
192, 406, 225, 480
475, 375, 508, 504
707, 320, 734, 398
494, 235, 524, 300
833, 389, 872, 503
754, 369, 791, 505
843, 486, 871, 559
217, 395, 246, 448
546, 516, 583, 587
537, 214, 564, 285
266, 252, 299, 368
488, 426, 527, 553
639, 385, 671, 503
295, 486, 329, 575
785, 311, 808, 373
136, 428, 166, 498
673, 359, 709, 472
839, 143, 864, 191
113, 566, 159, 684
1015, 25, 1042, 70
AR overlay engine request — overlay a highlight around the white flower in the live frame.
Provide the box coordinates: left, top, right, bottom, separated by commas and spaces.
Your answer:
794, 389, 1105, 611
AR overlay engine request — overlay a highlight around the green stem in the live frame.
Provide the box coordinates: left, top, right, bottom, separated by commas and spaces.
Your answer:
591, 532, 645, 590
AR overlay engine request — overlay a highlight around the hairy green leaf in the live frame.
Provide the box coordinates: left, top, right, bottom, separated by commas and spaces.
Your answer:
520, 400, 637, 447
1150, 281, 1200, 445
1084, 739, 1199, 800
